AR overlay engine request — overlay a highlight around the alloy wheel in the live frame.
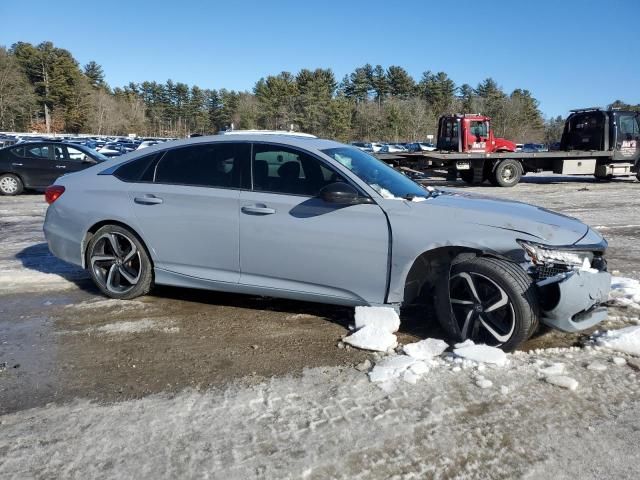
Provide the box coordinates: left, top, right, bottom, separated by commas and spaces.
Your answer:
90, 232, 141, 294
449, 272, 516, 345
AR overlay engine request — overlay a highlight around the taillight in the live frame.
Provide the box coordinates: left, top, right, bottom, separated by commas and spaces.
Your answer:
45, 185, 65, 204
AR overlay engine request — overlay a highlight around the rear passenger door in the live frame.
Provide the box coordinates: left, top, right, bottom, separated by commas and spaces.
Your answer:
20, 144, 57, 187
128, 142, 250, 283
238, 143, 389, 305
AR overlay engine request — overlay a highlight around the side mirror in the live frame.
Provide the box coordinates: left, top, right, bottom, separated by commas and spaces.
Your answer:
319, 182, 373, 205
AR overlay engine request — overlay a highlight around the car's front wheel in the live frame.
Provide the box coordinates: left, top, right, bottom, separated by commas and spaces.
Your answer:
438, 256, 539, 351
0, 173, 24, 195
86, 225, 153, 300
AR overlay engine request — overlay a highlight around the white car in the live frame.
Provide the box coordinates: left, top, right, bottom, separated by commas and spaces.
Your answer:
137, 141, 159, 150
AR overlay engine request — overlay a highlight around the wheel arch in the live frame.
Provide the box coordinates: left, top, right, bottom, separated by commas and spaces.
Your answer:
82, 220, 152, 269
401, 246, 519, 306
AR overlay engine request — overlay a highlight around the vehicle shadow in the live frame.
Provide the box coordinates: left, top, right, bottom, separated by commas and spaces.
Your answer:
15, 243, 96, 293
151, 284, 442, 341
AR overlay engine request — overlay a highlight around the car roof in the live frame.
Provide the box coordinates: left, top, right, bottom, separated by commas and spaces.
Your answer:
136, 134, 344, 154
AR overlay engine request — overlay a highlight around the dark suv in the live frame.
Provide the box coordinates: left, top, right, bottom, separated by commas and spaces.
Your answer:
0, 141, 107, 195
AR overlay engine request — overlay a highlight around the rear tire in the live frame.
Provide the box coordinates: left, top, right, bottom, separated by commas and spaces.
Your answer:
436, 256, 539, 351
0, 174, 23, 195
492, 159, 522, 187
86, 225, 153, 300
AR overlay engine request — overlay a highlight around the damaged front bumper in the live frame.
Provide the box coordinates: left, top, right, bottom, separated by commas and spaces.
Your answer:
537, 269, 611, 332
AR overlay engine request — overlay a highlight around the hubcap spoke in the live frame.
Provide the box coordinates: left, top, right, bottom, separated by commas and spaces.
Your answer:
458, 273, 481, 302
107, 233, 123, 257
451, 298, 474, 305
484, 287, 509, 313
106, 264, 118, 292
118, 265, 139, 284
461, 309, 475, 338
479, 311, 515, 343
123, 244, 138, 263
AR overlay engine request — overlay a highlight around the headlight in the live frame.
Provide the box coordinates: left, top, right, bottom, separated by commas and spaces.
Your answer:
517, 240, 594, 268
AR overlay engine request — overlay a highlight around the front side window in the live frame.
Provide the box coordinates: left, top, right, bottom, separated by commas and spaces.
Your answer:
322, 146, 431, 199
66, 146, 90, 162
618, 114, 640, 140
154, 143, 250, 189
252, 144, 343, 196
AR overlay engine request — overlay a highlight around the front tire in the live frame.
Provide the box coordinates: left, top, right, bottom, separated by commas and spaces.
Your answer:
0, 174, 24, 195
437, 256, 539, 351
86, 225, 153, 300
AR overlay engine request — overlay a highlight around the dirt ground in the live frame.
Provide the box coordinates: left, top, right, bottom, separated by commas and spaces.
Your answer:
1, 173, 639, 415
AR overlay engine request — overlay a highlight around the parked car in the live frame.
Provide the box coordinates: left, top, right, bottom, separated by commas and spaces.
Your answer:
43, 134, 611, 351
522, 143, 548, 152
379, 144, 408, 153
0, 141, 107, 195
407, 142, 437, 152
350, 142, 374, 152
137, 140, 160, 150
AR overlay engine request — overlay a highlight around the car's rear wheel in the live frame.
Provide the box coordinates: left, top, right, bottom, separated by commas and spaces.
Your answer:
87, 225, 153, 300
438, 256, 539, 351
0, 174, 23, 195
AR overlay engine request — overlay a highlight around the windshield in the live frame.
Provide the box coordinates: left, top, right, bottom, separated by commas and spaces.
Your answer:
321, 146, 433, 199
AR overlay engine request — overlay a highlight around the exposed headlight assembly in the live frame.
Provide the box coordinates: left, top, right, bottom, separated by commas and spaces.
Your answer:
517, 240, 594, 268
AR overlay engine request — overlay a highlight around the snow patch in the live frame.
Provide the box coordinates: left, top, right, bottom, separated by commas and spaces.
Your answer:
403, 338, 448, 359
343, 325, 397, 352
609, 276, 640, 311
94, 319, 166, 335
354, 306, 400, 333
453, 342, 508, 366
545, 375, 579, 391
368, 355, 418, 383
343, 306, 399, 352
596, 325, 640, 356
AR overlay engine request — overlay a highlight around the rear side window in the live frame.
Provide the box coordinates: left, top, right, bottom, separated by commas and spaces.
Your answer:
25, 145, 50, 159
154, 143, 250, 189
114, 154, 159, 182
10, 146, 24, 157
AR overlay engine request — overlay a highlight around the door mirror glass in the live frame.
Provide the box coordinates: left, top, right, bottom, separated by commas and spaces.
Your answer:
318, 182, 372, 205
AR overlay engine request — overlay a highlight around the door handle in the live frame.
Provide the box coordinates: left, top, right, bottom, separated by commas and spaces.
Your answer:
11, 163, 23, 166
241, 205, 276, 215
134, 195, 163, 205
55, 165, 67, 169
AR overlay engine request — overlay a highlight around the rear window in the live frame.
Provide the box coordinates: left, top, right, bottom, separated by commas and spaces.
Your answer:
114, 154, 159, 182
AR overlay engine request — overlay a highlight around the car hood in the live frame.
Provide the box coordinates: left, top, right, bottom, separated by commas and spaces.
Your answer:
405, 190, 590, 245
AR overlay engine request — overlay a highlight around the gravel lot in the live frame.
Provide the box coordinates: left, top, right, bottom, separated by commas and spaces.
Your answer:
1, 173, 639, 479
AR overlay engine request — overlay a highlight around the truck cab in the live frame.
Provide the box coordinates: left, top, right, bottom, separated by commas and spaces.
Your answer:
560, 108, 640, 163
436, 114, 516, 153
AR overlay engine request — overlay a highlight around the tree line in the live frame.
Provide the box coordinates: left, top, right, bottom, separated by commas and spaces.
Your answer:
0, 41, 633, 143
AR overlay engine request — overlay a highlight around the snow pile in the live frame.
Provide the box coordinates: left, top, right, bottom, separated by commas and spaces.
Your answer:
452, 341, 508, 366
403, 338, 448, 359
595, 325, 640, 356
343, 326, 397, 352
95, 319, 168, 335
343, 306, 400, 352
368, 355, 427, 385
609, 276, 640, 311
353, 306, 400, 332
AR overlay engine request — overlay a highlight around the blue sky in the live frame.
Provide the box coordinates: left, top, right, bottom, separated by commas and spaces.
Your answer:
1, 0, 638, 117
